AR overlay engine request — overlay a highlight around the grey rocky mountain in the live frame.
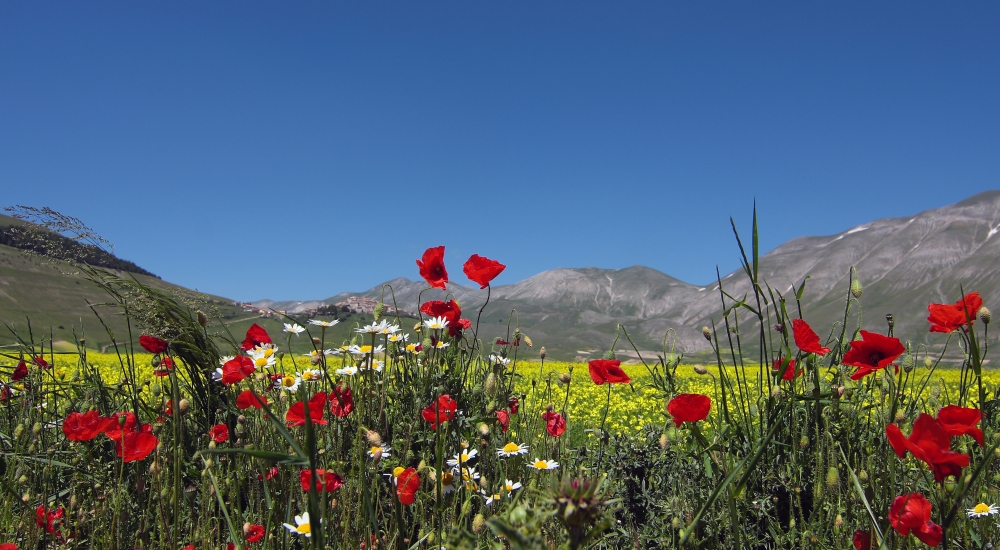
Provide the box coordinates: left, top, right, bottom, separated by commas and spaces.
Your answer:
253, 191, 1000, 361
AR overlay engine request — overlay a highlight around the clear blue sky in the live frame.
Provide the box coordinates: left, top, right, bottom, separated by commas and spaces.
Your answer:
2, 3, 998, 301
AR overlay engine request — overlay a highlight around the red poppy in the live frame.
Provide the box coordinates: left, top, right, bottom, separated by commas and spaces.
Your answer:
588, 359, 631, 385
103, 412, 138, 441
889, 493, 942, 547
257, 466, 280, 481
667, 394, 712, 427
0, 543, 18, 550
328, 383, 354, 418
221, 356, 256, 385
420, 300, 463, 337
241, 323, 272, 351
852, 530, 871, 550
0, 385, 11, 402
208, 423, 229, 443
463, 254, 505, 289
12, 361, 27, 381
226, 544, 235, 550
508, 396, 519, 414
416, 246, 448, 290
842, 330, 906, 380
246, 524, 265, 543
236, 390, 268, 410
936, 405, 983, 446
183, 545, 195, 550
791, 319, 830, 356
495, 337, 521, 346
771, 357, 800, 381
421, 394, 458, 430
541, 410, 566, 437
139, 335, 169, 354
299, 469, 345, 493
927, 292, 983, 333
458, 318, 472, 330
153, 356, 174, 377
63, 410, 109, 441
115, 425, 158, 462
885, 414, 969, 483
32, 357, 49, 369
285, 392, 329, 427
496, 409, 509, 433
35, 504, 64, 534
396, 467, 420, 505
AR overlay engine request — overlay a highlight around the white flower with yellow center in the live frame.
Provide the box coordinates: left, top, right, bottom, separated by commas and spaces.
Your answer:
250, 350, 277, 369
504, 479, 522, 493
528, 458, 559, 470
280, 374, 301, 392
335, 366, 358, 376
308, 319, 339, 327
329, 345, 350, 356
298, 369, 322, 382
483, 490, 503, 506
247, 343, 278, 359
434, 341, 450, 349
218, 355, 235, 366
360, 359, 384, 373
423, 316, 449, 331
489, 354, 511, 366
383, 324, 401, 335
388, 333, 409, 343
385, 465, 406, 485
322, 348, 338, 356
405, 343, 420, 354
967, 503, 999, 517
447, 449, 478, 467
440, 470, 456, 494
497, 442, 529, 458
356, 320, 390, 334
283, 512, 313, 537
367, 445, 391, 459
283, 323, 306, 336
348, 344, 384, 356
458, 466, 480, 490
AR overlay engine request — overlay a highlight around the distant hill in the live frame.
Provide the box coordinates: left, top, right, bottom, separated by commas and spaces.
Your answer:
258, 190, 1000, 361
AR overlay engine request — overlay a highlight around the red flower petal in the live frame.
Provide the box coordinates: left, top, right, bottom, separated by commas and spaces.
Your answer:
421, 394, 458, 430
541, 410, 566, 437
241, 323, 272, 351
12, 361, 27, 381
927, 292, 982, 333
235, 390, 268, 410
667, 393, 712, 427
496, 409, 509, 433
396, 468, 420, 505
936, 405, 983, 446
246, 524, 265, 543
328, 383, 354, 418
588, 359, 630, 385
139, 335, 169, 354
792, 319, 830, 356
285, 392, 329, 427
843, 331, 905, 380
300, 469, 344, 493
208, 423, 229, 443
416, 246, 448, 290
63, 410, 107, 441
462, 254, 505, 289
221, 356, 256, 385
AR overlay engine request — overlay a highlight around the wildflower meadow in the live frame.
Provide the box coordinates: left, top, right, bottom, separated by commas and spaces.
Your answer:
2, 220, 1000, 549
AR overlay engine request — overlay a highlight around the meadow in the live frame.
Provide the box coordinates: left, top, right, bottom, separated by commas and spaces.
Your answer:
1, 238, 999, 549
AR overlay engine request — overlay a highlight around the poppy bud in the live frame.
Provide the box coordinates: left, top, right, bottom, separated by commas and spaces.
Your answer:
22, 493, 30, 503
372, 449, 382, 462
671, 517, 680, 529
149, 462, 160, 475
478, 423, 490, 436
472, 514, 486, 533
826, 467, 839, 491
788, 519, 795, 529
850, 279, 863, 299
208, 441, 217, 449
17, 475, 27, 485
771, 387, 783, 400
13, 424, 23, 439
799, 436, 809, 449
179, 399, 190, 413
197, 311, 208, 328
693, 365, 708, 375
151, 356, 161, 368
484, 373, 497, 395
237, 415, 246, 425
659, 432, 668, 449
539, 347, 546, 360
981, 306, 991, 325
894, 410, 905, 424
311, 336, 321, 346
32, 422, 42, 435
834, 514, 843, 528
702, 326, 712, 342
773, 323, 784, 334
886, 313, 894, 330
79, 338, 86, 345
243, 522, 252, 535
374, 302, 384, 321
837, 386, 846, 398
523, 335, 532, 347
902, 354, 914, 372
603, 350, 616, 360
365, 430, 382, 446
858, 470, 868, 482
558, 373, 572, 384
417, 459, 426, 471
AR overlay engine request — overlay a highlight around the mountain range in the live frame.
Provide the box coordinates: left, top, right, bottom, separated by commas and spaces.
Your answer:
252, 190, 1000, 361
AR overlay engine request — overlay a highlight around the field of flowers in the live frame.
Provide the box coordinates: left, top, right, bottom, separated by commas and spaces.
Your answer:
2, 240, 1000, 549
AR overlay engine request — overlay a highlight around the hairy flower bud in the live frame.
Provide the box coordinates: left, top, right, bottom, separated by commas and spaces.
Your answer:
478, 423, 490, 436
365, 430, 382, 446
484, 373, 497, 396
834, 514, 843, 528
902, 354, 914, 373
702, 326, 712, 341
693, 365, 708, 375
603, 350, 616, 360
659, 432, 668, 450
850, 279, 863, 299
980, 306, 991, 325
894, 410, 906, 424
539, 347, 546, 360
374, 302, 384, 321
311, 337, 321, 346
858, 470, 868, 482
472, 514, 486, 534
179, 399, 190, 414
558, 373, 572, 384
825, 467, 840, 491
196, 310, 208, 328
799, 436, 809, 449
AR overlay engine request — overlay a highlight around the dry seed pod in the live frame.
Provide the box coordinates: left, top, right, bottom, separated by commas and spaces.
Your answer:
197, 311, 208, 328
702, 326, 712, 341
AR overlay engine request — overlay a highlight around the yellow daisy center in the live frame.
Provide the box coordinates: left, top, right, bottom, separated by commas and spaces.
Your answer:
441, 472, 454, 485
263, 348, 274, 358
296, 523, 311, 535
282, 376, 296, 387
503, 443, 519, 453
505, 483, 515, 491
371, 446, 381, 455
255, 357, 268, 367
359, 345, 372, 354
974, 503, 991, 514
302, 371, 314, 381
533, 460, 548, 469
460, 452, 471, 461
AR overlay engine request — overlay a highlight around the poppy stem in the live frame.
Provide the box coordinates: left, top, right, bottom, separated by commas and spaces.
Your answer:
596, 384, 612, 471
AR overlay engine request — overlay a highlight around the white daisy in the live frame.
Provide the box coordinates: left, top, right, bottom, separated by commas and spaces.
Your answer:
212, 368, 223, 382
298, 369, 323, 382
968, 503, 999, 517
504, 479, 522, 493
282, 512, 313, 537
249, 350, 277, 369
497, 442, 529, 457
383, 324, 401, 335
490, 354, 511, 366
348, 344, 384, 356
246, 343, 278, 359
218, 355, 235, 366
329, 345, 350, 356
446, 449, 479, 467
387, 333, 409, 343
279, 374, 301, 392
527, 458, 559, 470
458, 466, 480, 490
423, 316, 449, 331
336, 366, 359, 376
483, 490, 503, 506
440, 470, 456, 494
367, 445, 392, 459
283, 323, 306, 336
405, 343, 421, 354
355, 320, 390, 334
360, 359, 384, 373
308, 319, 339, 327
434, 341, 450, 349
